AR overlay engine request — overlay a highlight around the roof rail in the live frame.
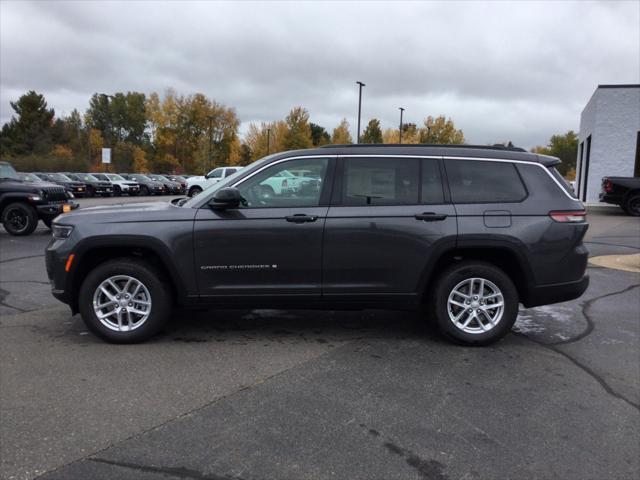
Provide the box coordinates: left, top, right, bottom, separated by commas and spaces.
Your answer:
319, 143, 528, 153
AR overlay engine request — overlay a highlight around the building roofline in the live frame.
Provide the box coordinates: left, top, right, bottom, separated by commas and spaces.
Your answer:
597, 84, 640, 89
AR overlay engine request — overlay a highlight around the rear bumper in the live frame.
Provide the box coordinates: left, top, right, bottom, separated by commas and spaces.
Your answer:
599, 193, 623, 205
523, 275, 589, 308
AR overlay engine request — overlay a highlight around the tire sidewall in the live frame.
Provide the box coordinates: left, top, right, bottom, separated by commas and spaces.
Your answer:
433, 262, 519, 346
2, 202, 38, 236
189, 186, 202, 197
78, 259, 171, 343
624, 194, 640, 216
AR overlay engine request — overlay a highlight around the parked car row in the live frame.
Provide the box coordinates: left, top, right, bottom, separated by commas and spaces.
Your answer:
15, 172, 189, 197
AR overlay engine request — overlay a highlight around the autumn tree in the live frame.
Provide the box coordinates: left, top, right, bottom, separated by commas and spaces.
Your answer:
419, 116, 465, 144
146, 89, 240, 173
361, 119, 383, 144
331, 118, 352, 144
245, 120, 288, 161
531, 131, 578, 176
282, 107, 313, 150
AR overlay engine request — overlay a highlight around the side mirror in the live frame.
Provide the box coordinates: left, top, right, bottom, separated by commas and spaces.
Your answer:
208, 187, 244, 209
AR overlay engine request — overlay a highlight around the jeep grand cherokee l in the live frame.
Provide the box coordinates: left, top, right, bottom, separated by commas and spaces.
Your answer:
45, 145, 589, 345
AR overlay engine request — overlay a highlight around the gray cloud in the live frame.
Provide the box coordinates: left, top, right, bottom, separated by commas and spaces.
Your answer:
1, 0, 638, 148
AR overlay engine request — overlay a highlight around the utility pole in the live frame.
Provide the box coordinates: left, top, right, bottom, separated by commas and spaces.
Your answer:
356, 81, 365, 144
399, 107, 405, 144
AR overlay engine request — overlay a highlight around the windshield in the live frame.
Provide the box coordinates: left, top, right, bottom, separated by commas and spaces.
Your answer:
150, 175, 169, 182
107, 174, 125, 181
133, 175, 151, 181
182, 155, 277, 208
49, 173, 72, 182
19, 173, 40, 182
81, 174, 99, 182
0, 163, 20, 180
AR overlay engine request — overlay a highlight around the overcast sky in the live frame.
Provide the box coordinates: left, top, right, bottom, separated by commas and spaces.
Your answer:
1, 0, 638, 148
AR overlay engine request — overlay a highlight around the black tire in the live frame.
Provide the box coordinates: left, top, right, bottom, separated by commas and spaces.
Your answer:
188, 186, 203, 197
113, 185, 122, 196
623, 193, 640, 216
140, 185, 150, 196
1, 202, 38, 236
86, 186, 95, 198
78, 258, 172, 343
42, 216, 54, 229
430, 261, 519, 346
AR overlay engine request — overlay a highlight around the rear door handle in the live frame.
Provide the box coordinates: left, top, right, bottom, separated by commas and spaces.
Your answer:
415, 212, 448, 221
285, 214, 318, 223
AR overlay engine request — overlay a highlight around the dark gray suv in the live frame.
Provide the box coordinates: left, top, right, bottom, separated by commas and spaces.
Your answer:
45, 145, 589, 345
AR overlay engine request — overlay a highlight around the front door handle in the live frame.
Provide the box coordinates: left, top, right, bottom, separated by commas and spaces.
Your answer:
285, 214, 318, 223
415, 212, 448, 222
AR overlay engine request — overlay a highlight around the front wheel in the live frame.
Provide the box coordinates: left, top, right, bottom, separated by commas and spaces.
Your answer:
78, 258, 172, 343
140, 185, 150, 196
430, 261, 519, 346
2, 202, 38, 236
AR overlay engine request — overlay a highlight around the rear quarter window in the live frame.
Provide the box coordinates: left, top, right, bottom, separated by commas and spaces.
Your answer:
445, 159, 527, 203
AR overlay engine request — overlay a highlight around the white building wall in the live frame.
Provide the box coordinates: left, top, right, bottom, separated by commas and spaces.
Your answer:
576, 86, 640, 203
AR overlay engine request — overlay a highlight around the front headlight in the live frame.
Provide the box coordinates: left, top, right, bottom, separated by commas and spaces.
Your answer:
52, 224, 74, 239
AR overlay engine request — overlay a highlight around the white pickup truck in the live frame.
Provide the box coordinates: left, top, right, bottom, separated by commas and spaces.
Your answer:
186, 167, 241, 196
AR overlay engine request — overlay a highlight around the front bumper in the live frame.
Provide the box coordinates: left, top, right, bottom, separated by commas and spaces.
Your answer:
523, 275, 590, 308
36, 201, 79, 217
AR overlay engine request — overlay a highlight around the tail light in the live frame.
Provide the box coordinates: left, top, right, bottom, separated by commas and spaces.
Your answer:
549, 210, 586, 223
282, 179, 288, 188
603, 179, 613, 193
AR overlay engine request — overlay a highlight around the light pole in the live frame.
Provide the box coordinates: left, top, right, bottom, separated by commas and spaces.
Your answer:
356, 81, 365, 144
266, 127, 271, 155
208, 116, 214, 173
399, 107, 405, 144
99, 93, 115, 171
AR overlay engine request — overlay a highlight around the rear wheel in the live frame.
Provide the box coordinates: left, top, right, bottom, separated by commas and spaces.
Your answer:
623, 193, 640, 216
430, 261, 519, 346
2, 202, 38, 236
188, 186, 203, 197
78, 258, 172, 343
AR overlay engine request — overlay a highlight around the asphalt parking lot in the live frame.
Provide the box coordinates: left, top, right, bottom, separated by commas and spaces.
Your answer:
1, 198, 638, 480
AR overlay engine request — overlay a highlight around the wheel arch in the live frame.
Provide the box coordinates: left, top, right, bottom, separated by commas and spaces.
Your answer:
68, 237, 187, 314
419, 242, 534, 305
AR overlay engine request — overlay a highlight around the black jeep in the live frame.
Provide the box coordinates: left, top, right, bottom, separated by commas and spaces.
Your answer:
1, 161, 77, 235
46, 145, 589, 345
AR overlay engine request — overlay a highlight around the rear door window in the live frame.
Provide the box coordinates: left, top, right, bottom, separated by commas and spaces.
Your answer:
445, 159, 527, 203
342, 157, 419, 206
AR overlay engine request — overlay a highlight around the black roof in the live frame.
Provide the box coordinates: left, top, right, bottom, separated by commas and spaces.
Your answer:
321, 143, 528, 152
271, 143, 560, 166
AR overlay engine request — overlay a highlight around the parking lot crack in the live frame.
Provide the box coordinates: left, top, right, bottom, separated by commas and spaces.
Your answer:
550, 283, 640, 346
88, 458, 241, 480
0, 253, 45, 264
514, 333, 640, 412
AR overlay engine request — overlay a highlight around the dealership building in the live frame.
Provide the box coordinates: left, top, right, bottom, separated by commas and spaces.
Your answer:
575, 84, 640, 203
